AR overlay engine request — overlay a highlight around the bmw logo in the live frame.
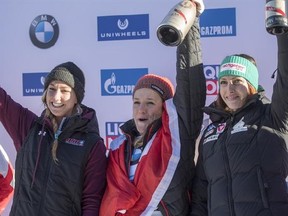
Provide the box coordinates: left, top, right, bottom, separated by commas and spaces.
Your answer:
29, 14, 59, 49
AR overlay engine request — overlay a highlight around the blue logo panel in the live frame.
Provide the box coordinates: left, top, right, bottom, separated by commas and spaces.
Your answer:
101, 68, 148, 96
200, 8, 236, 37
97, 14, 150, 41
23, 72, 48, 96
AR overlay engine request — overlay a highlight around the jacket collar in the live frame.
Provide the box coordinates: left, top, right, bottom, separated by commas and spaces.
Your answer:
120, 118, 162, 148
204, 93, 260, 123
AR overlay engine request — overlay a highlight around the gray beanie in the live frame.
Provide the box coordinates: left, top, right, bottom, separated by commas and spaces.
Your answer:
44, 61, 85, 103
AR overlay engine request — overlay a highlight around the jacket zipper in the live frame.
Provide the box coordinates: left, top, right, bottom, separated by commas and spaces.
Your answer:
221, 115, 236, 216
38, 148, 52, 214
159, 200, 169, 215
38, 118, 66, 214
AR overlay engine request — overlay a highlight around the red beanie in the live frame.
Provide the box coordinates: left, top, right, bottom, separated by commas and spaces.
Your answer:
133, 74, 174, 101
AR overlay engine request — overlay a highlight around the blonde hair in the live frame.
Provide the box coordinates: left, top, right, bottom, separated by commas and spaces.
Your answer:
42, 90, 59, 163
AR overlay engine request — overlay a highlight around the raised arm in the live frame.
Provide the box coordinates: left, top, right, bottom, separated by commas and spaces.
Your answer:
174, 16, 206, 152
0, 87, 37, 151
270, 34, 288, 132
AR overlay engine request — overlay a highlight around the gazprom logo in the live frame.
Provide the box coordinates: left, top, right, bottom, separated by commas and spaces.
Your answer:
23, 72, 48, 96
200, 8, 236, 37
204, 65, 219, 95
97, 14, 149, 41
101, 68, 148, 96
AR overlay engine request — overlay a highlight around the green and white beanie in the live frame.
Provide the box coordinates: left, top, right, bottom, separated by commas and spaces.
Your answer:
219, 55, 259, 90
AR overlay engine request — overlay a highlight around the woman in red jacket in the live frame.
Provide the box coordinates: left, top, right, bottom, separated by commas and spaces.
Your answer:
100, 1, 206, 215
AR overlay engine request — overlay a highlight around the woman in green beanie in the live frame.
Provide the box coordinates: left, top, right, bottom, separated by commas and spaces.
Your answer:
190, 48, 288, 214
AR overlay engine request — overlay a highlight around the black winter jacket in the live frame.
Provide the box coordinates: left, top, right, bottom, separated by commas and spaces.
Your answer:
9, 105, 105, 216
190, 35, 288, 216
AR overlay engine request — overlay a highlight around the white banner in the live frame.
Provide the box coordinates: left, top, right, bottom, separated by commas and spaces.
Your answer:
0, 1, 277, 214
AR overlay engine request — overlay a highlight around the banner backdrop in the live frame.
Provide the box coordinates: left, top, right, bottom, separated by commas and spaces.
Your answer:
0, 0, 277, 214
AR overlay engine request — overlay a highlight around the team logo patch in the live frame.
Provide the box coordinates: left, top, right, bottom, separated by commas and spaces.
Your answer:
65, 138, 84, 146
231, 117, 247, 134
38, 130, 47, 136
220, 63, 246, 73
204, 124, 216, 138
203, 135, 219, 145
29, 14, 59, 49
217, 123, 226, 134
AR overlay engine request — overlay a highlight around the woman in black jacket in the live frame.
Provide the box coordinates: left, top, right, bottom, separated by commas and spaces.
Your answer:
190, 28, 288, 216
0, 62, 107, 216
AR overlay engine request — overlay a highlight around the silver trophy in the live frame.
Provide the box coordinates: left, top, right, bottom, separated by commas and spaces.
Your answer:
266, 0, 288, 35
157, 0, 197, 46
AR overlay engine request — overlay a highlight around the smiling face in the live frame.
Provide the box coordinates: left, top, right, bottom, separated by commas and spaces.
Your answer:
219, 76, 250, 112
45, 80, 77, 123
133, 88, 163, 135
